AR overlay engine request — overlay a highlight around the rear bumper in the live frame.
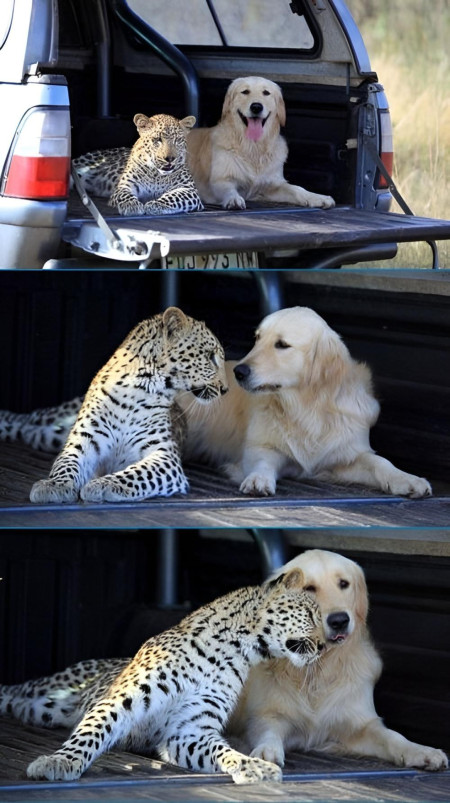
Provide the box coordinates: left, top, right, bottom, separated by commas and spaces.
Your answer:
0, 196, 67, 268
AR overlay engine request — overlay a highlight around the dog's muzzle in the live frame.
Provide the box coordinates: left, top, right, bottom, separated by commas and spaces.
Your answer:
326, 611, 350, 643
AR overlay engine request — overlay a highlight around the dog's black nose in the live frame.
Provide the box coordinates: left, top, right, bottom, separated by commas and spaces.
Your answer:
234, 363, 251, 382
250, 102, 263, 116
327, 612, 350, 632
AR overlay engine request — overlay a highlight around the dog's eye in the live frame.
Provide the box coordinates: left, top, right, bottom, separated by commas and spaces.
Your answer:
263, 90, 271, 96
241, 89, 250, 95
339, 579, 350, 589
275, 339, 290, 349
304, 584, 316, 593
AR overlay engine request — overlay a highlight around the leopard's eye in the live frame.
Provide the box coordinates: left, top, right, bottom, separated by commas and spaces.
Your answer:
210, 351, 218, 367
275, 339, 290, 349
152, 137, 162, 146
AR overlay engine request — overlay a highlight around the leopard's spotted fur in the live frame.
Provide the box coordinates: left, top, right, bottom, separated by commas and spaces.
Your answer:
73, 113, 204, 216
28, 307, 227, 504
0, 571, 324, 784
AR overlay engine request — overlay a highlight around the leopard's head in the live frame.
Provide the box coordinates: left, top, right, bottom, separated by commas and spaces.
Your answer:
159, 307, 228, 403
132, 113, 196, 175
257, 569, 326, 667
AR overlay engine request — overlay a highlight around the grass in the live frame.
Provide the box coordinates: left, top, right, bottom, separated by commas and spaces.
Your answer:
346, 1, 450, 268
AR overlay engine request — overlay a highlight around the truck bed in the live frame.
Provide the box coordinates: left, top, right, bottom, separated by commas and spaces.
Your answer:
1, 441, 449, 529
1, 718, 448, 803
62, 195, 450, 266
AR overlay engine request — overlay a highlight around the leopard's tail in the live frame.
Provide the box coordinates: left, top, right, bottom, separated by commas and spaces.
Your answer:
0, 397, 84, 454
0, 658, 128, 728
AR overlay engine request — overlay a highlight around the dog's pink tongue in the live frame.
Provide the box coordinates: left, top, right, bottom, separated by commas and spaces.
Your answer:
246, 117, 263, 141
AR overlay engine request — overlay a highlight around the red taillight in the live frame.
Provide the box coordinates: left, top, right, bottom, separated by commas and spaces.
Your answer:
3, 108, 71, 200
5, 155, 70, 199
377, 110, 394, 189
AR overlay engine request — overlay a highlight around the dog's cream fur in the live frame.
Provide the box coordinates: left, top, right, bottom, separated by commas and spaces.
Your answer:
186, 76, 335, 210
181, 307, 431, 498
229, 549, 448, 771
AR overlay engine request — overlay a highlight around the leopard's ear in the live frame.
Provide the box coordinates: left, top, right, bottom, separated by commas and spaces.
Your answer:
283, 568, 304, 590
180, 115, 196, 132
264, 568, 304, 592
162, 306, 189, 339
133, 113, 151, 132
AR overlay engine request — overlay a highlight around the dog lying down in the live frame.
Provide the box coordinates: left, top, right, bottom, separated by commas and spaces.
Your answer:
187, 76, 335, 210
229, 549, 448, 771
181, 306, 432, 498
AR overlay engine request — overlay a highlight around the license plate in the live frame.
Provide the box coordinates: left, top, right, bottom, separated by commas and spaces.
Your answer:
161, 251, 259, 269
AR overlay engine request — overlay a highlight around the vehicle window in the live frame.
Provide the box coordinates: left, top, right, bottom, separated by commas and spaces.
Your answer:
128, 0, 315, 50
0, 0, 14, 49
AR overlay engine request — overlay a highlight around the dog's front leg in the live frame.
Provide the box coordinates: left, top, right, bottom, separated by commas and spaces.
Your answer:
341, 719, 448, 771
323, 452, 432, 498
239, 446, 287, 496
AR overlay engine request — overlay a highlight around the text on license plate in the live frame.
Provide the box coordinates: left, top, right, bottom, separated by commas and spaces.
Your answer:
162, 252, 259, 269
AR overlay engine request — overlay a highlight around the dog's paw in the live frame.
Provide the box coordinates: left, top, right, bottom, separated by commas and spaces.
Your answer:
384, 472, 432, 499
30, 479, 79, 504
396, 745, 448, 771
224, 194, 246, 210
240, 473, 276, 496
27, 754, 84, 781
316, 194, 335, 209
250, 741, 285, 768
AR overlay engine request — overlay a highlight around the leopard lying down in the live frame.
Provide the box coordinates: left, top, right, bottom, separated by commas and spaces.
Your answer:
28, 306, 227, 504
73, 113, 204, 216
0, 570, 324, 785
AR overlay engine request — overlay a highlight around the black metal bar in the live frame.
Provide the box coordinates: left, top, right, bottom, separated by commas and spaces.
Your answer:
110, 0, 199, 119
248, 528, 288, 577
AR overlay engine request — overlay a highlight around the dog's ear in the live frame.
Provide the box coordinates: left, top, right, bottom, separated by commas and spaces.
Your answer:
307, 329, 350, 390
221, 80, 239, 119
275, 87, 286, 127
353, 563, 369, 625
162, 306, 188, 339
180, 116, 196, 132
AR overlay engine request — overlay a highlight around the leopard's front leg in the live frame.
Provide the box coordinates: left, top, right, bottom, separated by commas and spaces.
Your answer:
27, 693, 136, 781
144, 186, 203, 216
80, 445, 188, 502
165, 730, 282, 785
109, 186, 145, 216
30, 436, 103, 504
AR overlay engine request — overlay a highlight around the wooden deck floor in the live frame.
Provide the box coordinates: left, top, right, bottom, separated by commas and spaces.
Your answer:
0, 719, 449, 802
0, 442, 449, 529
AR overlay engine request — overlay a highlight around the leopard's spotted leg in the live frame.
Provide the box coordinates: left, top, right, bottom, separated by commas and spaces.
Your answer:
26, 693, 135, 781
144, 186, 204, 216
80, 445, 188, 502
109, 186, 145, 216
30, 424, 110, 503
165, 729, 282, 785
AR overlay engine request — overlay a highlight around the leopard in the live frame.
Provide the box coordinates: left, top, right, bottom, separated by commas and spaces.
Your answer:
73, 113, 204, 216
27, 306, 227, 504
0, 569, 324, 785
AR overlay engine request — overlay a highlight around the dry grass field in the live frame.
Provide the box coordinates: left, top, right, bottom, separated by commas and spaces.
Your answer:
347, 0, 450, 268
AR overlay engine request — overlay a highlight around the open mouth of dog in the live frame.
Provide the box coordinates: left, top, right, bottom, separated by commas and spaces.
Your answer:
327, 633, 348, 644
238, 110, 270, 142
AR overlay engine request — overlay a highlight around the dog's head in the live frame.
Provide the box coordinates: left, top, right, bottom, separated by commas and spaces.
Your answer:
269, 550, 368, 648
233, 306, 350, 394
221, 76, 286, 142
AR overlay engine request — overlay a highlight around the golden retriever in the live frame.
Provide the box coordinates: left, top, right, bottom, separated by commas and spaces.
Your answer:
186, 76, 335, 210
228, 549, 448, 771
181, 306, 432, 498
